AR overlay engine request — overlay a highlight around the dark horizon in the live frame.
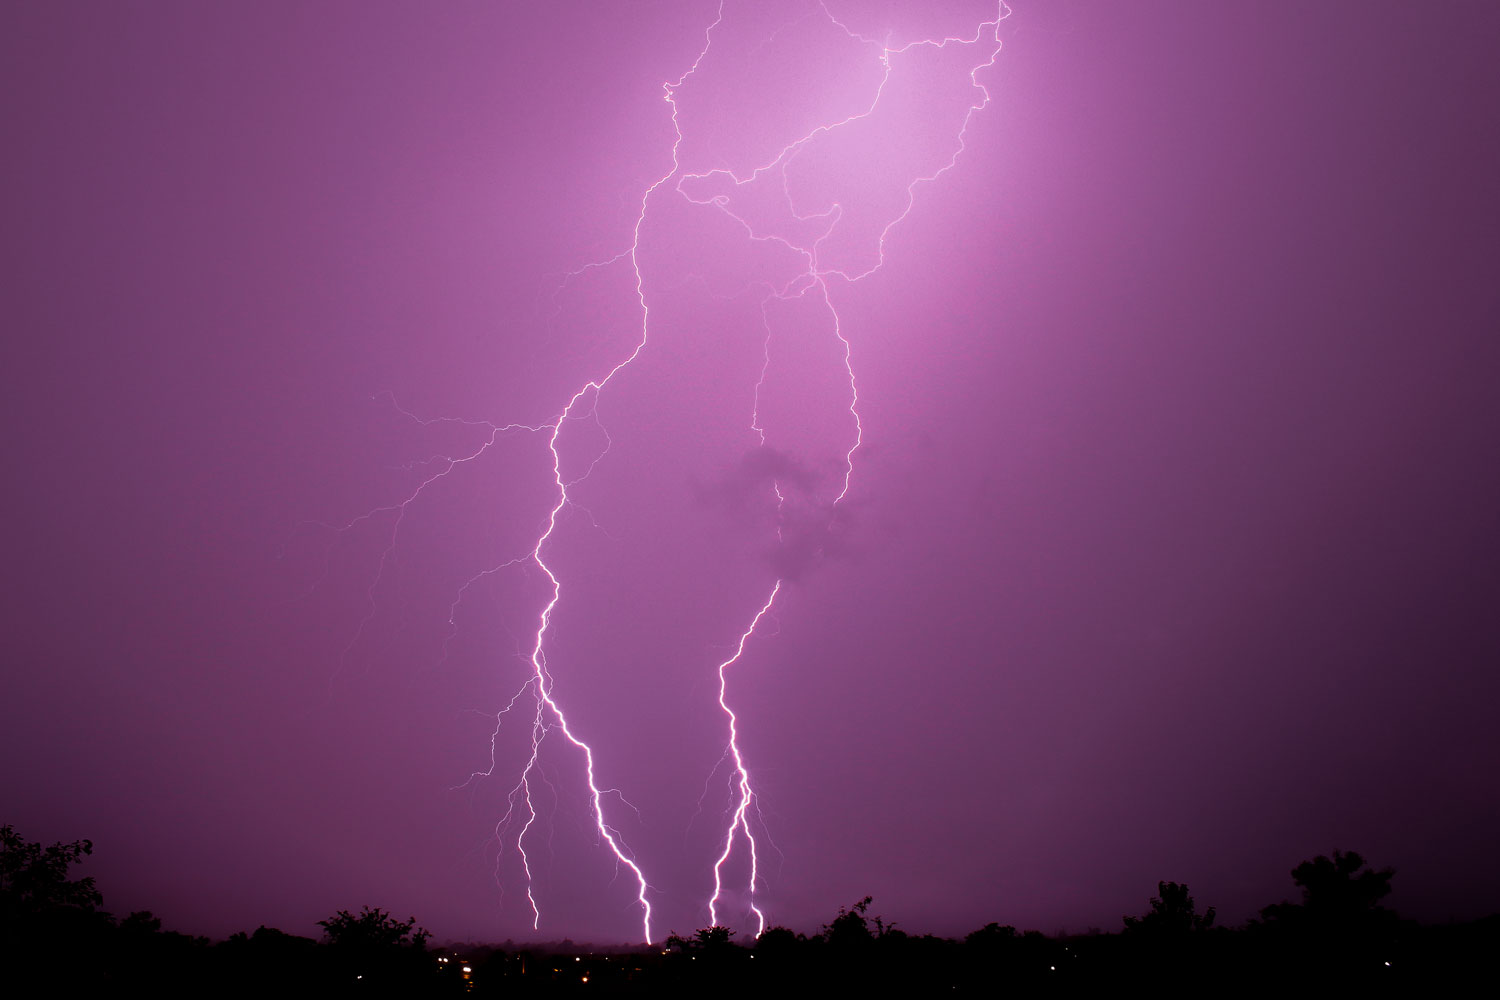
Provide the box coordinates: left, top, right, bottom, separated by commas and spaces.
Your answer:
2, 822, 1487, 950
10, 825, 1490, 995
3, 0, 1498, 945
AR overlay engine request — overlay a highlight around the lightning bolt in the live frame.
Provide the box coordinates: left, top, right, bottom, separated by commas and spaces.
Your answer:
472, 5, 733, 946
706, 581, 782, 934
316, 0, 1006, 945
692, 1, 1007, 936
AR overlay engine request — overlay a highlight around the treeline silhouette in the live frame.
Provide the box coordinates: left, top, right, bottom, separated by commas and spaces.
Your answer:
3, 823, 1495, 995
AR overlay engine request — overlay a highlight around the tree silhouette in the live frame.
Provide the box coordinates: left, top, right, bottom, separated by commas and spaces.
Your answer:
1254, 850, 1400, 980
1291, 850, 1393, 916
318, 905, 433, 991
217, 925, 320, 991
1123, 881, 1216, 935
695, 924, 734, 949
824, 896, 876, 948
665, 923, 739, 956
754, 925, 802, 954
1259, 849, 1395, 928
0, 824, 103, 913
965, 921, 1019, 947
319, 905, 430, 951
1, 825, 115, 989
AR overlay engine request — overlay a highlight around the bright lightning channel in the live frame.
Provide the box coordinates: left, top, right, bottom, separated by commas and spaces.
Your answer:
692, 1, 1007, 935
707, 580, 782, 935
323, 0, 1007, 946
474, 5, 732, 947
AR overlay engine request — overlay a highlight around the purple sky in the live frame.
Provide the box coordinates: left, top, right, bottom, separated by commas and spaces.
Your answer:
4, 1, 1499, 945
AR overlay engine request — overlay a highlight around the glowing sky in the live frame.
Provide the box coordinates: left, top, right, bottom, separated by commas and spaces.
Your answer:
4, 0, 1499, 944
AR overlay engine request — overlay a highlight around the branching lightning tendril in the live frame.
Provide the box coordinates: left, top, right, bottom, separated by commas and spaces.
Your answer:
325, 0, 1006, 944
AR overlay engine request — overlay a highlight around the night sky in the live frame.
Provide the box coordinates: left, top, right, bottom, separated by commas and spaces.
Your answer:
4, 0, 1499, 945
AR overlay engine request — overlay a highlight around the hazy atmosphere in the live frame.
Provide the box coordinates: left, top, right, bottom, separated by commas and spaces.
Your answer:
4, 0, 1498, 946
